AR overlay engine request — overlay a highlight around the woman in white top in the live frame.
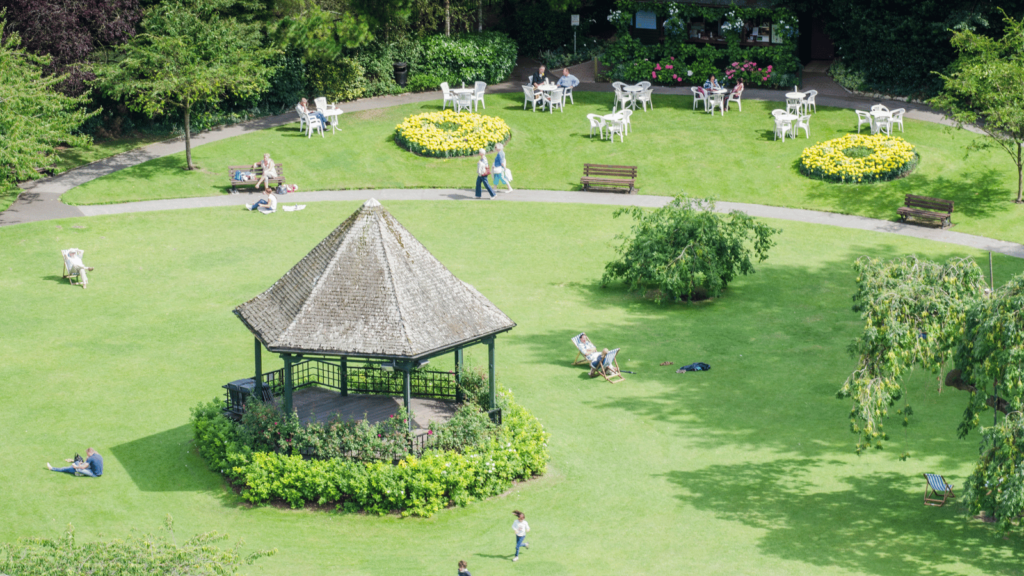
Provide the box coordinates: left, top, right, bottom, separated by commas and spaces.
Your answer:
253, 153, 278, 192
512, 510, 530, 561
246, 188, 278, 212
475, 149, 496, 199
492, 143, 512, 193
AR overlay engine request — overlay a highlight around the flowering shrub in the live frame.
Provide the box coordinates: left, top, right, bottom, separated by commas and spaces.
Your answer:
394, 110, 511, 158
190, 389, 550, 517
799, 134, 919, 184
724, 60, 774, 87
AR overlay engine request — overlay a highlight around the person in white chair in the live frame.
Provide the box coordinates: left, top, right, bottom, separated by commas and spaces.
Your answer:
297, 98, 330, 127
64, 249, 94, 288
557, 68, 579, 89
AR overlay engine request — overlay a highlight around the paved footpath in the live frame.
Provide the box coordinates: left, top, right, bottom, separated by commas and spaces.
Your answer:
4, 79, 1017, 259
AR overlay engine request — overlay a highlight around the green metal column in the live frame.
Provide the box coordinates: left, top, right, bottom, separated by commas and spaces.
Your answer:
403, 365, 413, 431
340, 358, 348, 396
455, 348, 464, 403
254, 338, 263, 398
488, 338, 496, 410
282, 353, 294, 414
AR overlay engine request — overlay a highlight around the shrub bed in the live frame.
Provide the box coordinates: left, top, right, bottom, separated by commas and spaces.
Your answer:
799, 134, 919, 184
190, 389, 549, 517
394, 110, 511, 158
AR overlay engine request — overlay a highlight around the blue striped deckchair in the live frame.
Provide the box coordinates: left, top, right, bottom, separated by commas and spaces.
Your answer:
571, 333, 599, 366
598, 348, 625, 383
923, 473, 955, 506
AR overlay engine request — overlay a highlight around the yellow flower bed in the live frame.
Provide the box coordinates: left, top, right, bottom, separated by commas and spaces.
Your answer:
394, 110, 511, 158
799, 134, 919, 183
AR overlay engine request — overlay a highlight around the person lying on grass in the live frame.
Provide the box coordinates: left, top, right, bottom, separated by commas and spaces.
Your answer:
47, 447, 103, 477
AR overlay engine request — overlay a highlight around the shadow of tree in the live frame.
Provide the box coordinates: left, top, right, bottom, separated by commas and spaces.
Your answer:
110, 424, 229, 495
661, 461, 1022, 576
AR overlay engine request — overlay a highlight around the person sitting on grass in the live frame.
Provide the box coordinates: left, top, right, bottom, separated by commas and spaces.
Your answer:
458, 560, 471, 576
589, 348, 610, 378
246, 188, 278, 212
47, 448, 103, 477
252, 153, 278, 191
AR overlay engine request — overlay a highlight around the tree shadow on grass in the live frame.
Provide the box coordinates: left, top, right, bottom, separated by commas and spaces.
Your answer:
804, 168, 1012, 222
110, 424, 228, 495
662, 460, 1022, 576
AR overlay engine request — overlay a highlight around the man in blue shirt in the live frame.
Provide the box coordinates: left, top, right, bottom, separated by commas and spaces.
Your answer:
556, 68, 579, 89
47, 447, 103, 477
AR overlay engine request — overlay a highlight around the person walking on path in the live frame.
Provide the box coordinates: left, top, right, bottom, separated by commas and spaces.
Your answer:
47, 448, 103, 477
493, 143, 512, 193
512, 510, 530, 561
475, 149, 496, 199
458, 560, 471, 576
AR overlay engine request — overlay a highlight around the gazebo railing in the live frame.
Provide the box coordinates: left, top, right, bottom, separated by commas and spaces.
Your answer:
255, 358, 457, 401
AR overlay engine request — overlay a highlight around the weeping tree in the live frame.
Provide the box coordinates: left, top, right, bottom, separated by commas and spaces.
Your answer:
963, 414, 1024, 534
93, 0, 279, 170
837, 255, 986, 454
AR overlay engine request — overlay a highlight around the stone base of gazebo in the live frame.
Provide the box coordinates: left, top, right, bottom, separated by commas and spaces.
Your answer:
292, 387, 458, 433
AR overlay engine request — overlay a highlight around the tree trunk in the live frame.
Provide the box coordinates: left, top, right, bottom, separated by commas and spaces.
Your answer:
478, 0, 483, 32
445, 0, 450, 36
1017, 141, 1022, 203
945, 368, 1012, 414
184, 100, 194, 170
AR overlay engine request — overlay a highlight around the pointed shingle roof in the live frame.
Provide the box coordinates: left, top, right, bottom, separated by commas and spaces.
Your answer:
234, 199, 515, 359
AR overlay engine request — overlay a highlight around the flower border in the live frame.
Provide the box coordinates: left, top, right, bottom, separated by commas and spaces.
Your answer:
798, 134, 919, 184
394, 110, 511, 158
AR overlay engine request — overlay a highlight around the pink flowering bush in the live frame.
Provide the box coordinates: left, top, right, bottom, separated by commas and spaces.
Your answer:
724, 60, 776, 87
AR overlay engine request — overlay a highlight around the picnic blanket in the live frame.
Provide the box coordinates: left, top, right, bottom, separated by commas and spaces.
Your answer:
676, 362, 710, 373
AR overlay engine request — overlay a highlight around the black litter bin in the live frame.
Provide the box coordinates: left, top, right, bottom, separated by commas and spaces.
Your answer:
393, 62, 409, 87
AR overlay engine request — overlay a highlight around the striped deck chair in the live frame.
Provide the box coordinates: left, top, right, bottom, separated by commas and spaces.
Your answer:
597, 348, 625, 383
61, 248, 89, 288
571, 332, 599, 366
923, 473, 955, 506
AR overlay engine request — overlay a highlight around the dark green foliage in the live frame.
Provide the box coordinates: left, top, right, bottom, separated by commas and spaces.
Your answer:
602, 196, 780, 302
539, 37, 603, 69
427, 404, 496, 452
417, 32, 518, 86
963, 415, 1024, 534
189, 399, 245, 473
0, 517, 274, 575
266, 50, 308, 114
504, 2, 576, 55
406, 73, 444, 92
306, 55, 365, 102
456, 367, 490, 411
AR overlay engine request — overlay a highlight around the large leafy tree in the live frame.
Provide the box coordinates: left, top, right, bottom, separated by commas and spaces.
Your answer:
2, 0, 141, 95
94, 0, 279, 170
0, 16, 98, 194
931, 10, 1024, 203
601, 196, 779, 303
963, 414, 1024, 534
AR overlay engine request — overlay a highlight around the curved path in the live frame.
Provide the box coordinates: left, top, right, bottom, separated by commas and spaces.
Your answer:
5, 81, 1019, 259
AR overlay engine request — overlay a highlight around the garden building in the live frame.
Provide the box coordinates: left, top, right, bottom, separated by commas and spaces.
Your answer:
225, 198, 516, 433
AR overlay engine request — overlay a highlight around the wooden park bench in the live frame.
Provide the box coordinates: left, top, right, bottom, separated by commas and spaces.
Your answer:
581, 164, 637, 194
228, 163, 285, 194
897, 194, 953, 228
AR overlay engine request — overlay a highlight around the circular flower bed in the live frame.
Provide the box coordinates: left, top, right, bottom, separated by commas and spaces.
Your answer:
394, 110, 511, 158
799, 134, 919, 183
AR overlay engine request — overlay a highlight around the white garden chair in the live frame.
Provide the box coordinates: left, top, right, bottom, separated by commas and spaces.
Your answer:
619, 109, 633, 135
637, 81, 652, 90
771, 109, 787, 118
774, 117, 793, 141
707, 93, 726, 116
636, 88, 654, 111
785, 97, 802, 115
305, 112, 324, 138
613, 88, 632, 112
587, 114, 606, 139
562, 83, 574, 105
606, 117, 626, 143
522, 85, 539, 111
440, 82, 453, 110
855, 110, 872, 134
727, 88, 743, 111
61, 249, 91, 288
313, 97, 336, 113
295, 104, 306, 132
792, 114, 811, 138
691, 87, 707, 110
546, 88, 565, 113
890, 108, 906, 132
802, 89, 818, 114
473, 81, 487, 111
873, 115, 893, 136
455, 91, 474, 113
871, 104, 889, 114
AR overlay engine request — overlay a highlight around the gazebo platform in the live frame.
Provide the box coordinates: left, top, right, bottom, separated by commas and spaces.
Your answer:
292, 387, 458, 432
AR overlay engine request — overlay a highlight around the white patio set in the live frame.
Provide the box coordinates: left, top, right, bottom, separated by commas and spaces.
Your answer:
441, 81, 488, 113
580, 81, 655, 143
855, 104, 906, 135
612, 81, 655, 112
296, 97, 344, 138
771, 88, 818, 141
691, 86, 743, 115
522, 75, 575, 113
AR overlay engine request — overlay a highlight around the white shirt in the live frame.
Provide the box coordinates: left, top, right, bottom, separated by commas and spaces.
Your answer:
513, 519, 530, 537
478, 156, 490, 177
263, 194, 277, 210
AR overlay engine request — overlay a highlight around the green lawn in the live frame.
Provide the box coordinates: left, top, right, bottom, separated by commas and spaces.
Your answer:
1, 201, 1020, 575
63, 91, 1024, 244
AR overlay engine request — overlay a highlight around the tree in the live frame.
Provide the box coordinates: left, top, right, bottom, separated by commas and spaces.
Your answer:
3, 0, 141, 95
931, 10, 1024, 203
0, 16, 98, 193
93, 0, 279, 170
601, 196, 780, 303
837, 255, 985, 453
963, 414, 1024, 534
0, 517, 275, 575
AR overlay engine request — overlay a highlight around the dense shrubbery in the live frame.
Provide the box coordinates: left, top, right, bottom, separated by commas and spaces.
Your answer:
602, 196, 780, 302
0, 517, 274, 575
407, 73, 444, 92
190, 389, 549, 517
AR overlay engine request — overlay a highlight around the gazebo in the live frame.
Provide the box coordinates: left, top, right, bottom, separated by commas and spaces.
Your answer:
228, 199, 516, 429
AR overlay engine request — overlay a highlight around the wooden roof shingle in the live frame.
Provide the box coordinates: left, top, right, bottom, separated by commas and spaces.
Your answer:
234, 199, 515, 359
